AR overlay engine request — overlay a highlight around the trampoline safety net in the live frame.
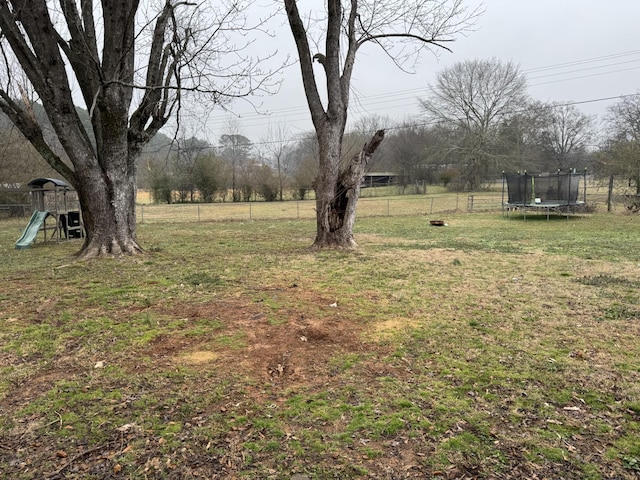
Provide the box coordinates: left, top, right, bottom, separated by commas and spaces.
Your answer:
503, 170, 585, 207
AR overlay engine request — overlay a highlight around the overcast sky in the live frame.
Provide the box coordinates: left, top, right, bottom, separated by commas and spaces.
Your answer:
201, 0, 640, 145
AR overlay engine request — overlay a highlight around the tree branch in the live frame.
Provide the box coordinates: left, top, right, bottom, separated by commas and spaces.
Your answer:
340, 0, 359, 107
0, 0, 94, 174
359, 32, 453, 53
284, 0, 325, 127
0, 89, 77, 184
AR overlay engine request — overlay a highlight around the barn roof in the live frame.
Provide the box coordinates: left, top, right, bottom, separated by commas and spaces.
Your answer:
27, 178, 71, 188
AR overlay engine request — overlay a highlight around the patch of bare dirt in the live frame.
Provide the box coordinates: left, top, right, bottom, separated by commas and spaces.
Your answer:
141, 287, 374, 388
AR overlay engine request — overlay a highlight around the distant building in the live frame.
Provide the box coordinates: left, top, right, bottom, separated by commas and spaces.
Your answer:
362, 172, 398, 188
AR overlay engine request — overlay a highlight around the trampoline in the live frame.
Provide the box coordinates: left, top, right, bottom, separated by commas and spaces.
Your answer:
502, 170, 587, 220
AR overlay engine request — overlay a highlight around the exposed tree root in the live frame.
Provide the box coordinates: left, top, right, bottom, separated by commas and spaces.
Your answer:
311, 237, 358, 250
74, 238, 145, 261
311, 235, 358, 250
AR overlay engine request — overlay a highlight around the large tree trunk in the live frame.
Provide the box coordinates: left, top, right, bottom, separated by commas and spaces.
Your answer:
74, 157, 141, 260
313, 129, 385, 249
73, 75, 142, 259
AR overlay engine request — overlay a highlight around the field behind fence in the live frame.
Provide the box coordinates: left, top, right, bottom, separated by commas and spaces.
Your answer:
1, 179, 634, 223
136, 193, 470, 224
135, 181, 630, 224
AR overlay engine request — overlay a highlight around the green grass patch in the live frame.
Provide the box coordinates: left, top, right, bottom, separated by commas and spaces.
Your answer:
1, 212, 640, 478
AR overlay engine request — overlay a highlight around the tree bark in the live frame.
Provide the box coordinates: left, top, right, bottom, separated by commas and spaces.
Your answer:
75, 162, 141, 260
313, 129, 385, 249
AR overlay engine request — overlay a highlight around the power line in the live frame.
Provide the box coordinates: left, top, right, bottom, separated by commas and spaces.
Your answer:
208, 59, 639, 126
550, 93, 640, 108
522, 50, 640, 74
203, 50, 640, 139
247, 92, 640, 148
529, 66, 640, 87
527, 59, 640, 81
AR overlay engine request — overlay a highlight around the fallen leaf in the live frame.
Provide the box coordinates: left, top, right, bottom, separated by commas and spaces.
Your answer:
117, 423, 136, 432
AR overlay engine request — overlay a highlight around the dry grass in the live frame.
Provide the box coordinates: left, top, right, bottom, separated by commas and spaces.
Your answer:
133, 178, 634, 224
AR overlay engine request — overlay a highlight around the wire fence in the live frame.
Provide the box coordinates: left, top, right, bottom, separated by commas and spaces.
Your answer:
135, 183, 633, 224
2, 180, 636, 223
136, 194, 469, 224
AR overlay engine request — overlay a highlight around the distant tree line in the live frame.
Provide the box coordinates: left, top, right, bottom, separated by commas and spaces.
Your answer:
139, 60, 640, 204
143, 130, 319, 204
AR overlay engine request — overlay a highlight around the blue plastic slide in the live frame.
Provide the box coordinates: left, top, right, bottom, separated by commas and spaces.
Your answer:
15, 211, 49, 249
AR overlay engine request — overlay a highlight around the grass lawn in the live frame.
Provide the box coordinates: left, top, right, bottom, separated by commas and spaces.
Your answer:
1, 211, 639, 479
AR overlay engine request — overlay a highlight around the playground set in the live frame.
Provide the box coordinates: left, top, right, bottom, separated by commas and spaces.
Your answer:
14, 178, 84, 249
502, 169, 587, 220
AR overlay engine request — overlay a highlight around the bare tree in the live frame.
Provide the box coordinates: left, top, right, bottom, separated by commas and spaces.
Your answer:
284, 0, 479, 248
289, 131, 319, 200
420, 58, 528, 190
261, 122, 293, 201
0, 0, 276, 258
607, 94, 640, 143
377, 123, 436, 191
494, 100, 549, 173
219, 124, 254, 202
600, 94, 640, 194
539, 103, 593, 171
